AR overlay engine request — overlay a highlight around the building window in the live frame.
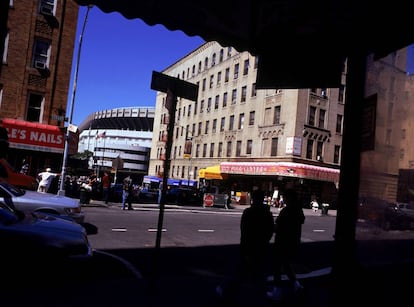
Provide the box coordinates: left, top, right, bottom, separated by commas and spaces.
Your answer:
27, 93, 43, 122
273, 106, 281, 124
229, 115, 235, 130
336, 114, 343, 134
217, 71, 222, 85
236, 141, 242, 157
212, 119, 217, 133
204, 57, 209, 70
202, 143, 207, 157
308, 106, 316, 126
220, 117, 225, 132
225, 68, 230, 82
306, 139, 314, 159
202, 78, 206, 91
264, 107, 272, 124
195, 144, 200, 157
219, 49, 224, 62
192, 65, 195, 76
249, 111, 255, 125
194, 101, 198, 115
227, 47, 232, 58
198, 122, 202, 135
39, 0, 55, 15
200, 99, 204, 113
33, 39, 50, 69
226, 141, 232, 157
198, 61, 202, 73
210, 143, 215, 157
187, 104, 192, 116
231, 89, 237, 104
211, 53, 216, 66
209, 75, 214, 88
207, 97, 212, 112
223, 92, 228, 108
205, 120, 209, 134
234, 63, 239, 79
243, 59, 249, 75
2, 31, 9, 64
334, 145, 341, 164
271, 137, 278, 156
246, 140, 253, 154
215, 95, 220, 109
251, 83, 257, 97
218, 142, 223, 157
318, 109, 326, 129
241, 86, 247, 102
238, 113, 244, 130
338, 84, 345, 103
316, 141, 323, 160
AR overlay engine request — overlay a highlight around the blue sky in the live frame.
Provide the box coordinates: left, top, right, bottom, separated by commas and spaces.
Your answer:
69, 6, 205, 126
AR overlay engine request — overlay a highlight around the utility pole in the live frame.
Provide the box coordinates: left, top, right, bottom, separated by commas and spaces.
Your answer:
58, 5, 93, 195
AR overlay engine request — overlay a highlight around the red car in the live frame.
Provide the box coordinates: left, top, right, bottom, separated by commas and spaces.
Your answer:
0, 158, 38, 190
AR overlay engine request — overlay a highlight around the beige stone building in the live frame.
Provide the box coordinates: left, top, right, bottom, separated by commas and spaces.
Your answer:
149, 41, 344, 203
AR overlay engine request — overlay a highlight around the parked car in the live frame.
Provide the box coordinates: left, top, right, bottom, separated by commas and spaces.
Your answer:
382, 203, 414, 231
0, 182, 85, 223
165, 187, 203, 206
136, 188, 159, 204
0, 201, 92, 266
0, 158, 38, 190
396, 202, 414, 218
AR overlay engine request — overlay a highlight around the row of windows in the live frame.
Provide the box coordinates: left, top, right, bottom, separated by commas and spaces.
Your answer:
176, 48, 259, 81
158, 106, 282, 142
173, 83, 257, 120
167, 138, 341, 165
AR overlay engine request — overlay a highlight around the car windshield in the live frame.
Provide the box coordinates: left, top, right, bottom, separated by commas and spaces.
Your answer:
0, 183, 25, 197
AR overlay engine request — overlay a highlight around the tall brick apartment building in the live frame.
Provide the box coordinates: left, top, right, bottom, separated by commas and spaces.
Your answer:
0, 0, 79, 176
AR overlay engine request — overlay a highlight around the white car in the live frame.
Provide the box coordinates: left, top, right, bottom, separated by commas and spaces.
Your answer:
0, 182, 85, 223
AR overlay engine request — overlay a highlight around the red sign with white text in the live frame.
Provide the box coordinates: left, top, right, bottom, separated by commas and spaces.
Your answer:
1, 118, 64, 153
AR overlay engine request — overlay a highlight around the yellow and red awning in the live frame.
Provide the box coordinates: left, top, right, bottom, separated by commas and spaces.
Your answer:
220, 162, 339, 183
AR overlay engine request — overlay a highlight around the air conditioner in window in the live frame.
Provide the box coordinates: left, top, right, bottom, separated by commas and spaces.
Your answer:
40, 5, 54, 16
34, 61, 46, 69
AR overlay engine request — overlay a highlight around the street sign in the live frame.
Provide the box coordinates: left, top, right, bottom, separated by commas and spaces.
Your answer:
204, 194, 214, 207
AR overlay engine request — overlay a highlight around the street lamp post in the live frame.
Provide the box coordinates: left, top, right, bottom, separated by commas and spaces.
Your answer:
58, 5, 93, 195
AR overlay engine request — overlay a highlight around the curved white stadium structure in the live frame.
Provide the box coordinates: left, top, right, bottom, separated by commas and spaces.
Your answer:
77, 107, 155, 182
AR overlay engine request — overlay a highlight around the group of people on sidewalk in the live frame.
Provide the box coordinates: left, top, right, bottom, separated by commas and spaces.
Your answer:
217, 183, 305, 303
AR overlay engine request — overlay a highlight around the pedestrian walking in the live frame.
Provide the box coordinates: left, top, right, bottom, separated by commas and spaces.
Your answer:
37, 167, 58, 193
267, 188, 305, 301
216, 187, 274, 301
121, 176, 132, 210
102, 171, 111, 204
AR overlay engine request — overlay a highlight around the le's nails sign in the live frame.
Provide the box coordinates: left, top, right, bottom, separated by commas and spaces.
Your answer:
1, 118, 64, 153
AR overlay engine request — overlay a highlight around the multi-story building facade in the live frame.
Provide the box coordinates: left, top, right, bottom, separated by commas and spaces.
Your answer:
149, 41, 345, 204
0, 0, 78, 176
78, 107, 155, 184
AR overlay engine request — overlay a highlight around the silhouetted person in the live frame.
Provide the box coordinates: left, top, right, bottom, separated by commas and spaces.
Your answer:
267, 188, 305, 301
216, 187, 274, 301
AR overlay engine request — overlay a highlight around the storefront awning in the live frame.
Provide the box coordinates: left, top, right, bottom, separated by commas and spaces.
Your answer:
199, 164, 227, 180
0, 118, 64, 153
220, 162, 339, 183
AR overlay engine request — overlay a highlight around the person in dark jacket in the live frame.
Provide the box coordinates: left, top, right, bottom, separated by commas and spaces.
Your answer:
267, 188, 305, 301
240, 188, 275, 278
216, 187, 274, 301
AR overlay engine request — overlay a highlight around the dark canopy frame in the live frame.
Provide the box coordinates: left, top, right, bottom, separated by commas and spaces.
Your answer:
74, 0, 414, 303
